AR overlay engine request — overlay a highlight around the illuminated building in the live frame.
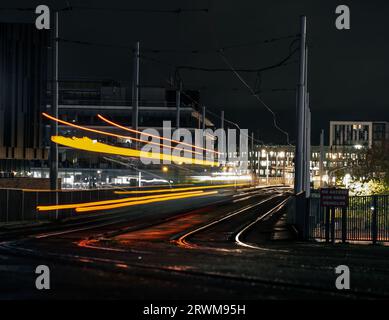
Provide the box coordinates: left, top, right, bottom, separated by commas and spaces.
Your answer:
329, 121, 389, 148
249, 144, 367, 188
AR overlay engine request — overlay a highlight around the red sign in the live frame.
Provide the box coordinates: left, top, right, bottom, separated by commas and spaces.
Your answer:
320, 188, 349, 207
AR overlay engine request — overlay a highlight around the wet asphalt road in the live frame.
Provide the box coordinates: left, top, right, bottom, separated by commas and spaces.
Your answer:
0, 186, 389, 300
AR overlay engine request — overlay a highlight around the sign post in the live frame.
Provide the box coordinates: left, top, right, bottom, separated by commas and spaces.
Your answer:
320, 188, 349, 243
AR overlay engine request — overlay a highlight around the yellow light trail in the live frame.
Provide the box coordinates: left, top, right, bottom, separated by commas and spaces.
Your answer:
114, 183, 249, 194
76, 190, 218, 213
37, 190, 207, 212
42, 112, 202, 156
97, 114, 221, 155
51, 136, 219, 166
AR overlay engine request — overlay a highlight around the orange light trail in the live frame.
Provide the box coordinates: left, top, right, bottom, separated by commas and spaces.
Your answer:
76, 190, 218, 213
114, 183, 249, 195
97, 114, 221, 155
51, 136, 219, 166
37, 190, 207, 212
42, 112, 202, 156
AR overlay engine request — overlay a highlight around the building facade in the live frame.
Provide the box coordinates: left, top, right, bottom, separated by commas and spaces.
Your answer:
0, 23, 49, 176
249, 144, 367, 188
329, 121, 389, 148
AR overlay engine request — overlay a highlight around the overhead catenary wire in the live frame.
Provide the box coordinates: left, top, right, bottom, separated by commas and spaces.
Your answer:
52, 35, 293, 147
6, 1, 299, 146
172, 85, 296, 94
0, 6, 208, 14
57, 37, 299, 75
57, 34, 299, 56
218, 51, 292, 146
203, 4, 294, 146
61, 6, 209, 14
176, 87, 265, 146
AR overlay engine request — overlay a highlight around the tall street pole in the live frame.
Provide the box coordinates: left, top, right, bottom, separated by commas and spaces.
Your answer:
305, 97, 311, 197
294, 15, 307, 194
251, 132, 255, 179
132, 41, 140, 146
319, 129, 325, 188
266, 151, 269, 185
202, 106, 206, 131
220, 110, 225, 164
202, 106, 206, 161
50, 11, 59, 191
176, 81, 181, 130
304, 45, 310, 196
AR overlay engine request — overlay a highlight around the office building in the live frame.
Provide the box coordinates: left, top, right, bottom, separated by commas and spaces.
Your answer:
0, 23, 49, 176
329, 121, 389, 148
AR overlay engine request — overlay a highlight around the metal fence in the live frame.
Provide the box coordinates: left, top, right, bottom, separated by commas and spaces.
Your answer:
0, 183, 233, 224
309, 194, 389, 243
0, 188, 121, 224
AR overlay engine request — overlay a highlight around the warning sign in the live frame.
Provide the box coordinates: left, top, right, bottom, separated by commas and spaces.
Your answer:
320, 188, 349, 207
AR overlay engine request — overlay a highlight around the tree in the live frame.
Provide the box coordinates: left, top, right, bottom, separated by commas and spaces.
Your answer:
350, 141, 389, 194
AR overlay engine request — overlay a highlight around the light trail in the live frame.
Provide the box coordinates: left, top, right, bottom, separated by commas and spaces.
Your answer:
97, 114, 221, 155
114, 183, 249, 194
42, 112, 203, 156
51, 136, 219, 166
37, 190, 207, 212
76, 190, 218, 213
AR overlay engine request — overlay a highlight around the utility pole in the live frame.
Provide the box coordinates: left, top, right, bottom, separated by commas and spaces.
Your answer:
276, 152, 279, 183
305, 96, 311, 197
220, 110, 225, 164
257, 150, 260, 181
202, 106, 206, 131
132, 41, 140, 146
251, 132, 255, 180
50, 11, 59, 191
202, 106, 206, 160
294, 15, 307, 194
176, 81, 181, 130
304, 46, 310, 197
319, 129, 325, 188
266, 151, 269, 185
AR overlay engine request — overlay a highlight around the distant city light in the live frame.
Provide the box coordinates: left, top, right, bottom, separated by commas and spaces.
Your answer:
343, 173, 352, 188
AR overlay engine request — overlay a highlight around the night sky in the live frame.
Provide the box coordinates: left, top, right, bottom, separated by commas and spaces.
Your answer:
1, 0, 389, 144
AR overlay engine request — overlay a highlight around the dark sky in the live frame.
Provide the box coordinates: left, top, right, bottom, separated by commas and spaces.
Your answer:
2, 0, 389, 144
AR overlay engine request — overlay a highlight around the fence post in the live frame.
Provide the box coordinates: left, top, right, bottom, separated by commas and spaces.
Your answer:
21, 190, 25, 221
304, 196, 310, 240
6, 189, 9, 223
371, 195, 378, 245
36, 192, 39, 221
330, 207, 336, 244
55, 191, 59, 220
341, 207, 347, 243
325, 207, 330, 243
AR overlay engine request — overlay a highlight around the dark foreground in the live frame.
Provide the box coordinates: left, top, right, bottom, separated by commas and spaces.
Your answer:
0, 186, 388, 300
